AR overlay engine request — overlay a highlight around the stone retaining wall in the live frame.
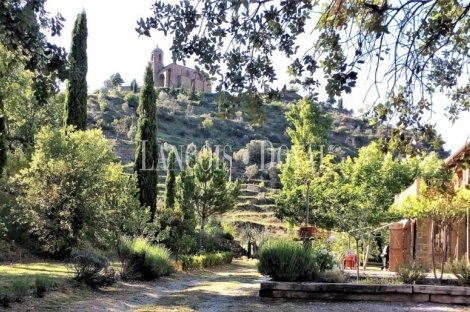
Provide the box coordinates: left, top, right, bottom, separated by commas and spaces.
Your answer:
260, 282, 470, 304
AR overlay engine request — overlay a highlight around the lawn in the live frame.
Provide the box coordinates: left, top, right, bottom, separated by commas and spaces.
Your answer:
0, 262, 71, 291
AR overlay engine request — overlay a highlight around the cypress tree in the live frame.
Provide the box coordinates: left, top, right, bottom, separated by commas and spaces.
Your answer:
164, 149, 176, 209
135, 64, 158, 221
64, 11, 88, 131
0, 96, 6, 175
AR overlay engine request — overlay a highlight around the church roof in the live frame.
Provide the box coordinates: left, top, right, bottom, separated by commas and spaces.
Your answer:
153, 46, 163, 53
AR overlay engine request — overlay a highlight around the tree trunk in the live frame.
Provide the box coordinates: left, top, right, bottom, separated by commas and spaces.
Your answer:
431, 216, 437, 280
355, 237, 360, 281
363, 233, 371, 270
247, 242, 252, 258
440, 222, 448, 283
197, 216, 206, 253
305, 181, 310, 227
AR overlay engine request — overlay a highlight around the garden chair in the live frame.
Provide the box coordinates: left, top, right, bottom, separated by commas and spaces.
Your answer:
341, 249, 358, 269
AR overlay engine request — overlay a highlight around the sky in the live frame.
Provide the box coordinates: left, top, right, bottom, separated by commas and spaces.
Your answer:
44, 0, 470, 155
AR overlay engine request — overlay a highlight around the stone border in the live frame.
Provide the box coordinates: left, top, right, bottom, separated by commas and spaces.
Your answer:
259, 282, 470, 304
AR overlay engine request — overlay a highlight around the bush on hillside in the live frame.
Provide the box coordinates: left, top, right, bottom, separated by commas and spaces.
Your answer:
124, 92, 138, 108
202, 118, 213, 129
180, 251, 234, 270
117, 237, 174, 281
66, 251, 116, 288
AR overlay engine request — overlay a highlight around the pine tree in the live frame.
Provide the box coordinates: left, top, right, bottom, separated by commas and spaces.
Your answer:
134, 64, 158, 221
63, 11, 88, 131
164, 149, 176, 209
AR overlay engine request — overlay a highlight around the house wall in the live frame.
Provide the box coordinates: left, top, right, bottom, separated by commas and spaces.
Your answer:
414, 218, 466, 270
151, 55, 212, 93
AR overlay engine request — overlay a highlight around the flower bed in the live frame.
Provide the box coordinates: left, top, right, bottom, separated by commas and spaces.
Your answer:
259, 282, 470, 304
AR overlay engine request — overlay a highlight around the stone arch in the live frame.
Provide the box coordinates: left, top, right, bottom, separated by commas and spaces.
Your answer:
158, 73, 165, 87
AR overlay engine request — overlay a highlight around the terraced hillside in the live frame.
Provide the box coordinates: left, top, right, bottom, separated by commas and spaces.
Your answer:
87, 88, 449, 236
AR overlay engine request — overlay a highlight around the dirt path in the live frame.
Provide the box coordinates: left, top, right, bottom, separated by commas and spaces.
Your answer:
24, 260, 470, 312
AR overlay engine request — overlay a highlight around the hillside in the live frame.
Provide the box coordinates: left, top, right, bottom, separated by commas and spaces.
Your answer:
86, 88, 449, 234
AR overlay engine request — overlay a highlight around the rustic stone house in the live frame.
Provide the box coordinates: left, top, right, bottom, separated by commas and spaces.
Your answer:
389, 142, 470, 272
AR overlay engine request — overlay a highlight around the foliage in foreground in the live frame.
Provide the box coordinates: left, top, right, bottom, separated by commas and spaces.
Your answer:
180, 251, 234, 270
13, 127, 144, 258
66, 251, 116, 288
450, 258, 470, 286
257, 238, 338, 282
117, 237, 174, 281
396, 260, 426, 285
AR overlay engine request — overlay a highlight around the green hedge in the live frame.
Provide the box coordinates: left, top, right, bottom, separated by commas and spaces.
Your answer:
180, 251, 234, 270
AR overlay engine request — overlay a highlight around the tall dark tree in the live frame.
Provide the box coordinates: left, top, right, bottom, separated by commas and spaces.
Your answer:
134, 64, 158, 221
130, 79, 139, 93
63, 11, 88, 131
164, 149, 176, 209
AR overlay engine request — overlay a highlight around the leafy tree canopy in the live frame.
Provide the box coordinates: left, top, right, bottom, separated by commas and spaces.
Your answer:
110, 73, 125, 88
13, 127, 144, 258
0, 0, 67, 103
136, 0, 469, 150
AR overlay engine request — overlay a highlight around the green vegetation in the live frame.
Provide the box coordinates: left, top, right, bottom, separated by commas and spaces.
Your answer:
180, 251, 234, 270
13, 127, 143, 258
117, 237, 174, 281
450, 258, 470, 286
180, 147, 241, 252
64, 11, 88, 131
134, 64, 158, 221
396, 260, 426, 285
138, 0, 470, 153
164, 149, 176, 209
67, 251, 116, 288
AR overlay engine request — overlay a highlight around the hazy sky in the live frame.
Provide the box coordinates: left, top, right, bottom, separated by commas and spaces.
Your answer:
44, 0, 470, 154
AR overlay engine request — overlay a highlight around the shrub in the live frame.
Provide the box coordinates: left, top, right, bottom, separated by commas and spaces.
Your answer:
202, 118, 213, 129
124, 92, 139, 108
257, 238, 318, 281
315, 270, 349, 283
35, 275, 52, 298
117, 237, 174, 281
180, 251, 234, 270
396, 260, 426, 284
335, 125, 347, 133
450, 257, 470, 286
223, 232, 234, 240
66, 251, 116, 288
10, 276, 30, 302
357, 277, 401, 285
259, 180, 267, 192
99, 99, 111, 112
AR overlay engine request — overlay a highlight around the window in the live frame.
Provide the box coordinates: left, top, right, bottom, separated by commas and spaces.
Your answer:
159, 54, 162, 62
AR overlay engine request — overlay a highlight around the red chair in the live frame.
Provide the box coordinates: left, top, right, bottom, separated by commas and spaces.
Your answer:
342, 254, 358, 269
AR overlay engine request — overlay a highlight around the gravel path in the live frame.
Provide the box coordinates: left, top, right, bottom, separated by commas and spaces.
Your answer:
26, 260, 470, 312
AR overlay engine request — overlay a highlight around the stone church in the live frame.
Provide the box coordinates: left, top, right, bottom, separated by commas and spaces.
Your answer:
151, 46, 211, 93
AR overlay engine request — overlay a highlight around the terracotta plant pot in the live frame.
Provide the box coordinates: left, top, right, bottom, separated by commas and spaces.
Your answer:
295, 226, 317, 237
